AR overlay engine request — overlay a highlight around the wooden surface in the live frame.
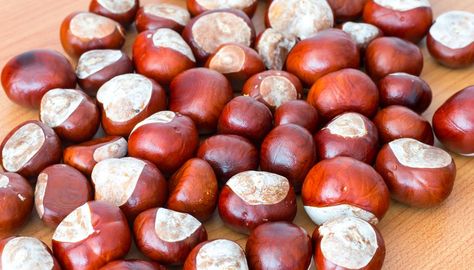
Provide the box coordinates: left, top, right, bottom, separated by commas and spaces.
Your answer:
0, 0, 473, 269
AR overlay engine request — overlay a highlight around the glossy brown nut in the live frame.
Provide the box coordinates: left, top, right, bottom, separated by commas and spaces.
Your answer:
427, 11, 474, 68
302, 157, 390, 225
89, 0, 139, 27
134, 208, 207, 265
197, 134, 259, 185
378, 73, 432, 113
60, 12, 126, 57
63, 136, 128, 176
135, 3, 190, 33
217, 96, 273, 143
0, 120, 61, 180
128, 111, 199, 176
0, 236, 61, 269
40, 88, 100, 142
76, 49, 133, 96
0, 172, 33, 235
1, 49, 76, 108
313, 216, 385, 270
100, 260, 166, 270
307, 68, 379, 122
375, 138, 456, 207
242, 70, 303, 110
373, 105, 434, 145
184, 239, 248, 270
286, 29, 360, 86
133, 29, 196, 87
433, 86, 474, 155
260, 124, 317, 192
34, 164, 93, 227
182, 9, 256, 63
314, 112, 379, 164
255, 28, 297, 70
91, 157, 168, 221
187, 0, 259, 17
246, 222, 312, 270
169, 68, 233, 134
340, 22, 383, 52
327, 0, 367, 22
274, 100, 319, 134
52, 201, 131, 270
365, 37, 423, 81
218, 171, 297, 234
168, 158, 218, 221
97, 73, 167, 137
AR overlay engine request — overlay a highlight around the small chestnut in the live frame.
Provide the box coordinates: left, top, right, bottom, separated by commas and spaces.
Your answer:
89, 0, 139, 27
340, 21, 383, 52
100, 260, 166, 270
274, 100, 319, 134
187, 0, 259, 18
255, 28, 297, 71
135, 3, 191, 33
184, 239, 248, 270
0, 236, 61, 269
327, 0, 367, 22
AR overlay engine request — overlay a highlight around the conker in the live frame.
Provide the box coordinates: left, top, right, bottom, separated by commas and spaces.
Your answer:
255, 28, 297, 70
187, 0, 259, 18
89, 0, 139, 27
184, 239, 248, 270
100, 260, 166, 270
340, 21, 383, 52
0, 236, 61, 269
135, 3, 191, 33
274, 100, 319, 134
327, 0, 367, 22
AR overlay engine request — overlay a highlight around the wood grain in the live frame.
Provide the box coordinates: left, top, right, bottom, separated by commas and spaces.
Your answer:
0, 1, 473, 269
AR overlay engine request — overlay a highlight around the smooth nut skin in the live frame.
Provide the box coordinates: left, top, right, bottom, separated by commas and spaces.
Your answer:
274, 100, 319, 134
363, 0, 433, 44
427, 32, 474, 69
0, 120, 62, 180
307, 68, 379, 122
184, 239, 248, 270
135, 4, 189, 33
373, 105, 434, 145
433, 86, 474, 155
0, 172, 33, 236
169, 68, 233, 134
89, 0, 139, 27
187, 0, 258, 18
168, 158, 218, 221
327, 0, 367, 22
246, 222, 312, 270
365, 37, 423, 81
100, 260, 166, 270
35, 164, 93, 227
1, 49, 76, 108
286, 29, 360, 86
378, 73, 432, 114
260, 124, 317, 192
197, 135, 259, 185
218, 96, 273, 143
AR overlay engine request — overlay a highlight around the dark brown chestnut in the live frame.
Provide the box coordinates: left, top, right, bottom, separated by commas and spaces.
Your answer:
184, 239, 248, 269
100, 260, 166, 270
327, 0, 367, 22
89, 0, 139, 27
255, 28, 297, 71
0, 236, 61, 269
135, 3, 191, 33
187, 0, 259, 18
274, 100, 319, 134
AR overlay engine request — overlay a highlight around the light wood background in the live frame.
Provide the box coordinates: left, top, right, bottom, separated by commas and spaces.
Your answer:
0, 0, 473, 269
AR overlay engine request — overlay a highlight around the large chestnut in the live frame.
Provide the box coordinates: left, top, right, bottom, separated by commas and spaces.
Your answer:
246, 222, 312, 270
135, 3, 191, 33
327, 0, 367, 22
302, 157, 390, 225
187, 0, 259, 18
286, 29, 360, 86
0, 236, 61, 269
184, 239, 248, 270
100, 260, 166, 270
89, 0, 139, 27
128, 111, 199, 176
255, 28, 297, 70
433, 86, 474, 155
1, 49, 76, 108
0, 120, 61, 179
96, 73, 167, 137
52, 201, 131, 270
375, 138, 456, 207
274, 100, 319, 134
340, 22, 383, 52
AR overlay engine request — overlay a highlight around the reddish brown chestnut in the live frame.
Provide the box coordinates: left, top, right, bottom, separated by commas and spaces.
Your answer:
60, 12, 126, 57
433, 86, 474, 155
1, 49, 76, 108
373, 105, 434, 145
52, 201, 131, 270
135, 3, 191, 33
427, 11, 474, 68
89, 0, 139, 27
246, 222, 312, 270
327, 0, 367, 22
0, 120, 61, 179
168, 158, 218, 221
100, 260, 166, 270
340, 22, 383, 52
34, 164, 93, 227
376, 138, 456, 207
187, 0, 258, 17
76, 49, 133, 96
274, 100, 319, 134
302, 157, 390, 225
255, 28, 297, 70
184, 239, 248, 270
128, 111, 199, 176
286, 29, 360, 86
96, 73, 167, 137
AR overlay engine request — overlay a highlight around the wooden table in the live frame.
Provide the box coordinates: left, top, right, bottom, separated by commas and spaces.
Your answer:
1, 0, 473, 269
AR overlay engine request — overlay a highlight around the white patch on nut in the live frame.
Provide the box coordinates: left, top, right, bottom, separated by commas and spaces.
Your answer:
429, 11, 474, 49
319, 216, 378, 269
227, 171, 290, 205
152, 28, 196, 62
97, 0, 135, 14
260, 75, 297, 107
143, 3, 190, 26
34, 173, 48, 219
70, 12, 120, 39
53, 203, 95, 243
1, 237, 54, 270
130, 111, 176, 135
268, 0, 334, 40
93, 137, 128, 162
196, 0, 256, 10
326, 113, 368, 138
96, 74, 153, 122
76, 49, 123, 79
342, 22, 380, 48
257, 28, 297, 70
40, 89, 84, 128
0, 174, 9, 188
304, 204, 378, 226
389, 138, 452, 169
191, 12, 252, 54
154, 208, 202, 242
91, 157, 145, 207
196, 239, 249, 270
2, 123, 45, 173
209, 44, 245, 74
374, 0, 431, 11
